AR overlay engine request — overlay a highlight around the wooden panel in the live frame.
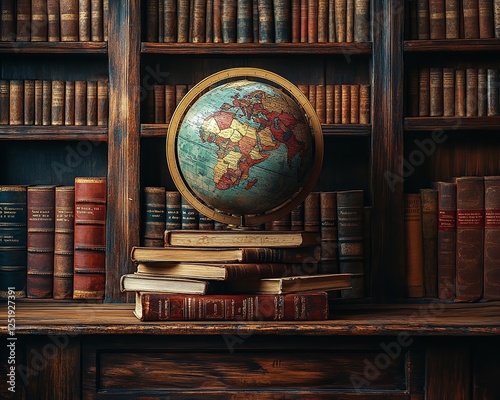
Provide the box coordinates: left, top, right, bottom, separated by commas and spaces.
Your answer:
473, 340, 500, 399
404, 39, 500, 53
0, 42, 107, 54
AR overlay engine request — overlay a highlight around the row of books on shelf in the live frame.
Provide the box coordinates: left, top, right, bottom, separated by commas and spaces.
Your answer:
0, 0, 108, 42
0, 178, 107, 300
0, 79, 109, 126
407, 67, 500, 118
405, 175, 500, 303
145, 0, 370, 44
406, 0, 500, 40
142, 188, 370, 299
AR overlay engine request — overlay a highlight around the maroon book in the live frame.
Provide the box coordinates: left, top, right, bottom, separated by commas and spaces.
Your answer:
484, 176, 500, 300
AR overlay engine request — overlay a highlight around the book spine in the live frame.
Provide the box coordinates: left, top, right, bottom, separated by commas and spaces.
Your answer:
213, 0, 223, 42
142, 187, 166, 247
175, 84, 188, 106
165, 84, 176, 123
146, 0, 159, 41
60, 0, 79, 41
445, 0, 460, 38
24, 80, 35, 125
86, 81, 98, 126
318, 0, 328, 43
192, 0, 207, 43
79, 0, 91, 41
466, 68, 478, 117
341, 85, 351, 124
495, 0, 500, 38
417, 0, 430, 39
407, 68, 419, 116
477, 68, 488, 117
34, 80, 43, 125
0, 80, 9, 125
350, 84, 359, 123
487, 68, 499, 116
454, 176, 484, 302
346, 0, 354, 42
359, 84, 370, 124
222, 0, 237, 43
418, 67, 430, 117
300, 0, 308, 43
237, 0, 253, 43
275, 0, 292, 43
42, 80, 52, 126
16, 0, 31, 41
91, 0, 104, 41
291, 0, 300, 42
198, 213, 215, 230
51, 80, 65, 126
166, 190, 182, 230
308, 0, 318, 43
103, 0, 109, 41
53, 186, 75, 300
0, 186, 27, 298
334, 84, 342, 123
404, 193, 425, 298
97, 80, 109, 126
27, 186, 55, 299
429, 0, 446, 38
75, 80, 87, 126
443, 67, 455, 117
463, 0, 480, 38
429, 67, 443, 117
177, 0, 189, 42
9, 80, 23, 126
478, 0, 494, 37
290, 202, 304, 231
181, 196, 199, 230
420, 188, 438, 298
73, 177, 107, 300
270, 212, 291, 231
154, 84, 166, 123
0, 1, 16, 41
354, 0, 370, 41
316, 84, 326, 123
64, 81, 76, 126
320, 191, 338, 274
252, 0, 259, 42
206, 0, 214, 42
455, 69, 466, 117
164, 0, 178, 42
484, 176, 500, 300
325, 84, 334, 124
334, 0, 347, 42
304, 191, 320, 232
31, 0, 48, 41
308, 84, 316, 112
328, 0, 336, 42
258, 0, 274, 42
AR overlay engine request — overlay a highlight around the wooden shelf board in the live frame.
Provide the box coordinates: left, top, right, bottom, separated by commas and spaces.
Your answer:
141, 124, 371, 137
141, 42, 372, 55
3, 302, 499, 336
404, 39, 500, 52
404, 116, 500, 131
0, 41, 107, 54
0, 126, 108, 141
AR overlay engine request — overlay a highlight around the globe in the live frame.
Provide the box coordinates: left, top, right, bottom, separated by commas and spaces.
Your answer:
167, 68, 324, 226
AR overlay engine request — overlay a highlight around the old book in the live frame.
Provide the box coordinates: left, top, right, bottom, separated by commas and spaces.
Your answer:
60, 0, 79, 41
213, 0, 223, 42
477, 68, 488, 117
192, 0, 207, 43
434, 181, 456, 302
417, 0, 430, 39
24, 80, 35, 125
335, 0, 347, 42
463, 0, 480, 38
64, 81, 75, 125
350, 84, 359, 123
91, 0, 104, 41
198, 213, 214, 230
166, 190, 182, 230
407, 68, 419, 117
275, 0, 292, 43
290, 203, 304, 231
308, 0, 318, 43
9, 80, 23, 125
316, 84, 326, 123
0, 186, 27, 298
454, 176, 484, 302
79, 0, 91, 41
51, 80, 65, 126
16, 0, 31, 41
86, 81, 98, 125
443, 68, 455, 117
354, 0, 370, 41
258, 0, 274, 43
270, 213, 291, 231
337, 190, 364, 298
222, 0, 237, 42
164, 84, 176, 122
159, 0, 166, 41
47, 0, 60, 41
154, 84, 166, 123
0, 80, 8, 125
404, 193, 425, 298
455, 69, 466, 117
74, 80, 87, 125
164, 229, 321, 248
134, 291, 329, 321
430, 68, 443, 117
328, 0, 336, 42
291, 0, 300, 42
359, 84, 370, 124
334, 84, 342, 123
495, 0, 500, 38
478, 0, 494, 37
142, 187, 166, 247
73, 177, 107, 300
175, 84, 188, 105
429, 0, 446, 38
304, 191, 320, 232
34, 80, 43, 125
53, 186, 75, 300
42, 80, 52, 125
177, 0, 189, 42
341, 85, 351, 124
300, 0, 308, 42
487, 68, 499, 116
318, 0, 328, 42
418, 67, 430, 117
226, 273, 351, 294
466, 68, 478, 117
445, 0, 459, 38
146, 0, 159, 41
27, 185, 56, 299
308, 85, 316, 111
164, 0, 177, 42
181, 196, 198, 230
325, 84, 334, 124
97, 80, 108, 126
31, 0, 48, 41
206, 0, 214, 42
121, 273, 212, 294
320, 192, 338, 274
237, 0, 252, 43
420, 188, 438, 298
103, 0, 109, 41
130, 245, 321, 264
484, 176, 500, 300
346, 0, 354, 42
0, 0, 16, 41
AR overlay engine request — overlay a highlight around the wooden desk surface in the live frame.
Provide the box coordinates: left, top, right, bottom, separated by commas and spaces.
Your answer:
1, 301, 499, 336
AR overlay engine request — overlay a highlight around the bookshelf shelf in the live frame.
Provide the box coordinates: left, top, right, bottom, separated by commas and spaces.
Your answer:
404, 116, 500, 131
0, 41, 108, 54
404, 39, 500, 53
0, 126, 108, 141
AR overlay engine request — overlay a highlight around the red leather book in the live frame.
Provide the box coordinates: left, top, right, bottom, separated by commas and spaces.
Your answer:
484, 176, 500, 300
134, 291, 329, 321
73, 177, 107, 300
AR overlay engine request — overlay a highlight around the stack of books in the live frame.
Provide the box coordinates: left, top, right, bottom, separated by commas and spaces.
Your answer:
121, 229, 352, 321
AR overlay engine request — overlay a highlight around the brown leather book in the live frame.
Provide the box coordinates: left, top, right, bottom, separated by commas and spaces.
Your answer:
495, 0, 500, 38
291, 202, 304, 231
51, 80, 65, 126
213, 0, 223, 42
166, 190, 182, 230
24, 80, 35, 125
206, 0, 214, 42
328, 0, 336, 42
350, 84, 359, 123
443, 67, 455, 117
16, 0, 31, 41
418, 67, 430, 117
292, 0, 301, 43
31, 0, 48, 41
60, 0, 79, 41
164, 84, 176, 123
359, 84, 370, 124
142, 187, 166, 247
466, 68, 478, 117
0, 80, 9, 125
275, 0, 292, 43
64, 81, 75, 125
407, 68, 419, 117
146, 0, 159, 41
9, 80, 24, 126
477, 68, 488, 116
198, 213, 214, 230
164, 0, 177, 42
317, 0, 328, 42
487, 68, 499, 116
177, 0, 189, 42
417, 0, 430, 39
34, 80, 43, 125
237, 0, 252, 43
222, 0, 237, 43
97, 80, 108, 126
300, 0, 308, 43
429, 0, 446, 38
445, 0, 459, 38
420, 188, 438, 298
297, 83, 309, 98
27, 185, 56, 299
354, 0, 370, 41
308, 84, 316, 111
484, 176, 500, 300
404, 193, 425, 298
193, 0, 207, 43
341, 85, 351, 124
73, 177, 107, 300
175, 84, 188, 106
153, 84, 166, 124
258, 0, 274, 42
455, 69, 466, 117
434, 181, 456, 302
79, 0, 91, 41
335, 0, 347, 42
53, 186, 75, 300
74, 80, 87, 126
103, 0, 109, 41
86, 81, 98, 125
463, 0, 480, 38
334, 84, 342, 124
307, 0, 318, 43
270, 212, 291, 231
42, 80, 52, 125
454, 176, 484, 302
325, 84, 334, 124
346, 0, 354, 42
316, 84, 326, 123
320, 191, 339, 274
430, 67, 443, 117
91, 0, 104, 41
304, 191, 320, 232
0, 0, 16, 41
478, 0, 494, 37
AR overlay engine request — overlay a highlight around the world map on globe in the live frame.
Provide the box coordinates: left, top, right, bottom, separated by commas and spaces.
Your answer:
176, 79, 316, 217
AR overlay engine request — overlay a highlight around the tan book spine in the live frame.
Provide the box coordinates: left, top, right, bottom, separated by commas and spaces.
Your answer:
325, 84, 334, 124
466, 68, 478, 117
164, 0, 178, 43
300, 0, 308, 43
23, 80, 35, 125
297, 83, 309, 98
477, 68, 488, 116
429, 0, 446, 38
34, 80, 43, 126
31, 0, 48, 41
103, 0, 109, 41
404, 193, 425, 298
60, 0, 79, 41
165, 84, 176, 123
74, 81, 87, 126
91, 0, 104, 41
9, 80, 24, 126
354, 0, 370, 41
213, 0, 223, 42
346, 0, 354, 42
51, 80, 65, 126
478, 0, 494, 38
350, 84, 359, 123
97, 80, 108, 126
430, 67, 443, 117
335, 0, 347, 42
418, 67, 430, 117
418, 0, 430, 39
316, 84, 326, 123
0, 80, 9, 125
443, 67, 455, 117
341, 85, 351, 124
193, 0, 207, 43
308, 0, 318, 43
455, 69, 466, 117
318, 0, 328, 42
42, 80, 52, 126
487, 68, 499, 116
359, 84, 370, 124
445, 0, 460, 38
79, 0, 91, 41
154, 84, 166, 124
334, 84, 342, 124
463, 0, 480, 38
86, 81, 97, 126
64, 81, 75, 125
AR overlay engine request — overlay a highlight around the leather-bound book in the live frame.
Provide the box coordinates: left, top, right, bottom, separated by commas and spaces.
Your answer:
308, 85, 316, 111
34, 80, 43, 125
417, 0, 430, 39
42, 80, 52, 125
31, 0, 48, 41
97, 80, 108, 126
350, 84, 359, 123
270, 212, 291, 231
86, 81, 98, 125
304, 191, 320, 232
463, 0, 480, 38
465, 68, 478, 117
146, 0, 159, 41
16, 0, 31, 41
142, 187, 166, 247
164, 84, 176, 123
335, 0, 347, 42
27, 185, 56, 299
213, 0, 223, 42
154, 84, 166, 124
91, 0, 104, 41
429, 67, 443, 117
47, 0, 60, 41
404, 193, 425, 298
237, 0, 252, 43
443, 68, 455, 117
292, 0, 301, 42
166, 190, 182, 230
346, 0, 354, 42
53, 186, 75, 300
79, 0, 91, 41
0, 80, 8, 125
291, 202, 304, 231
320, 191, 338, 274
175, 84, 188, 106
434, 181, 456, 302
418, 67, 430, 117
478, 0, 494, 37
64, 81, 76, 125
477, 68, 488, 117
206, 0, 214, 42
328, 0, 336, 42
317, 0, 328, 42
354, 0, 370, 41
300, 0, 308, 43
341, 85, 351, 124
24, 80, 35, 125
198, 213, 215, 230
222, 0, 237, 43
484, 176, 500, 300
325, 84, 334, 124
316, 84, 326, 123
455, 69, 466, 117
334, 84, 342, 123
159, 0, 165, 41
181, 196, 199, 230
445, 0, 459, 38
495, 0, 500, 38
454, 176, 484, 302
307, 0, 318, 43
359, 84, 370, 124
275, 0, 292, 43
429, 0, 446, 38
9, 80, 23, 126
75, 80, 87, 126
73, 177, 107, 300
176, 0, 188, 42
258, 0, 274, 42
0, 1, 16, 41
487, 68, 499, 116
164, 0, 177, 43
192, 0, 207, 43
420, 188, 438, 298
51, 80, 65, 126
60, 0, 79, 41
0, 186, 27, 298
407, 68, 419, 117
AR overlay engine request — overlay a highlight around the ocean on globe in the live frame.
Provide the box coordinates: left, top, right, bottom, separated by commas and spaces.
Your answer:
177, 79, 315, 216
